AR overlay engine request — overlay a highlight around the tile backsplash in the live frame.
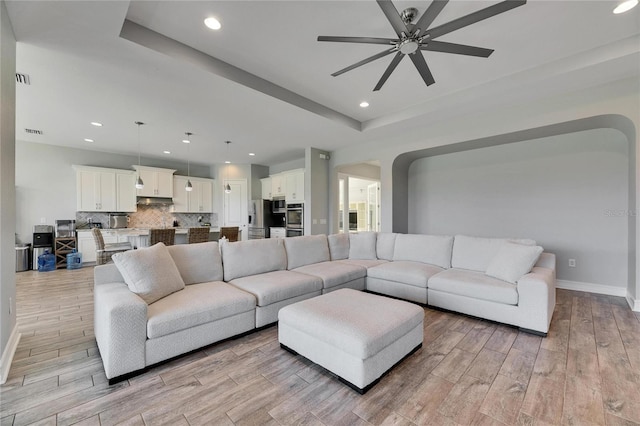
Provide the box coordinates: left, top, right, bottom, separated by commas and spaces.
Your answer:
76, 206, 217, 229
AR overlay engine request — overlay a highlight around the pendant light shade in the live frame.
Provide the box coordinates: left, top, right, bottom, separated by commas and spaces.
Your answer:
134, 121, 145, 190
184, 132, 193, 192
224, 141, 232, 194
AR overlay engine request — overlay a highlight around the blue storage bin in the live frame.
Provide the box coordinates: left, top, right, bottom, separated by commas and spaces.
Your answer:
37, 250, 56, 272
66, 249, 82, 270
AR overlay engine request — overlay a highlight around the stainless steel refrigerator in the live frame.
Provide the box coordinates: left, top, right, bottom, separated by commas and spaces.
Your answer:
248, 199, 281, 239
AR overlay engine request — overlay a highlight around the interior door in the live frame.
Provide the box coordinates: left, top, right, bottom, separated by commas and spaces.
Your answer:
223, 179, 248, 241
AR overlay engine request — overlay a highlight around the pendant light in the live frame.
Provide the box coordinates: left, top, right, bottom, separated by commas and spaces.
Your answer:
184, 132, 193, 192
224, 141, 232, 194
134, 121, 145, 189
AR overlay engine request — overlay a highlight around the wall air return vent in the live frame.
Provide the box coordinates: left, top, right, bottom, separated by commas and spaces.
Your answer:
16, 73, 31, 85
25, 128, 43, 135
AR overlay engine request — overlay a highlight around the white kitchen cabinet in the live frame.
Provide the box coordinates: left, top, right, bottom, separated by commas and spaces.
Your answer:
116, 171, 137, 212
76, 231, 96, 263
172, 176, 214, 213
271, 174, 285, 197
285, 170, 305, 203
261, 177, 272, 200
74, 166, 117, 212
270, 227, 286, 239
134, 166, 175, 198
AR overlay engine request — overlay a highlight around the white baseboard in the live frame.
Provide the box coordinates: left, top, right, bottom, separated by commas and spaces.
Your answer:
0, 325, 21, 385
556, 279, 627, 297
626, 292, 640, 312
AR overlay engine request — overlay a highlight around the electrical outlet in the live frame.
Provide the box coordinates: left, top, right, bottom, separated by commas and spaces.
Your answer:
9, 297, 12, 314
568, 259, 576, 268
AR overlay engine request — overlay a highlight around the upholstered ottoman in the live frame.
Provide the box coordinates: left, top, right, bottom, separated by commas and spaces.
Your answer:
278, 288, 424, 393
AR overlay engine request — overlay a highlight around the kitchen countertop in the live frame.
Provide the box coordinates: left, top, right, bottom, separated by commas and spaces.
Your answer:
77, 227, 220, 235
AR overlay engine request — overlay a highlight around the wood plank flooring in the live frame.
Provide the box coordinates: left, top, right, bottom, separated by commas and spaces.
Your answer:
2, 267, 640, 425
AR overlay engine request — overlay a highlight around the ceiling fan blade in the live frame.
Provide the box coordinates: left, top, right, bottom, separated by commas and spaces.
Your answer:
413, 0, 449, 36
331, 48, 397, 77
373, 52, 404, 91
421, 40, 493, 57
376, 0, 409, 37
317, 36, 397, 45
426, 0, 526, 39
409, 52, 435, 86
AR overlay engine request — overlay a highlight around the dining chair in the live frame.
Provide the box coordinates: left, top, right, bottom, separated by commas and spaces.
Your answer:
149, 228, 176, 246
187, 227, 210, 244
91, 227, 132, 265
219, 226, 239, 242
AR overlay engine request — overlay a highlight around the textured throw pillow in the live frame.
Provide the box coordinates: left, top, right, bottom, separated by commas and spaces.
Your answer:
485, 242, 544, 284
349, 232, 377, 260
112, 243, 185, 304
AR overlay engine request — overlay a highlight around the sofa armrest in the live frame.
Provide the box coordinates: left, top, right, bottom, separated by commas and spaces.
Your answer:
534, 252, 556, 271
94, 263, 125, 286
94, 282, 147, 380
516, 267, 556, 334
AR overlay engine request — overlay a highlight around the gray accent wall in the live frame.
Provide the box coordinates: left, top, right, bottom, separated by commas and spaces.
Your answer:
0, 0, 16, 368
408, 128, 628, 288
305, 147, 330, 235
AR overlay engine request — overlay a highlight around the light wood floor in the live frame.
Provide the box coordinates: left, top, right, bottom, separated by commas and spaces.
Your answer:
2, 267, 640, 426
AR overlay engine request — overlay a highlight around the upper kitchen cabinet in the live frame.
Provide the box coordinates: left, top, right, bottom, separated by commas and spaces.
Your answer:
133, 166, 176, 198
261, 177, 272, 200
271, 174, 285, 198
74, 166, 117, 212
74, 166, 137, 212
285, 170, 305, 203
172, 176, 214, 213
116, 171, 137, 212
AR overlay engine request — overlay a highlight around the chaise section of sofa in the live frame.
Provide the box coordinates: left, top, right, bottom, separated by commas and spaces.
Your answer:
221, 238, 323, 327
284, 235, 367, 293
94, 241, 256, 382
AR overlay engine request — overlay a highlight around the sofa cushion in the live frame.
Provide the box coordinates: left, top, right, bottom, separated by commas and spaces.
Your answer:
376, 233, 398, 261
147, 281, 256, 339
393, 234, 454, 269
112, 243, 185, 305
229, 270, 323, 306
293, 261, 366, 290
221, 238, 287, 281
167, 241, 223, 285
349, 232, 377, 260
284, 235, 330, 270
428, 269, 518, 305
328, 233, 349, 260
451, 235, 536, 272
338, 259, 389, 269
486, 243, 544, 284
368, 260, 444, 288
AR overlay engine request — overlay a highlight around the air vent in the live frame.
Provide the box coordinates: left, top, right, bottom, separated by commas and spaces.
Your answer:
25, 128, 43, 135
16, 73, 30, 85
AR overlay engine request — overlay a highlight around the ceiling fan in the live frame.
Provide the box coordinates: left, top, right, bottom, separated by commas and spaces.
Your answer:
318, 0, 526, 91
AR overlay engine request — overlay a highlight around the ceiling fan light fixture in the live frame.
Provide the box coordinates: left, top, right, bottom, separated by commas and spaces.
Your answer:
614, 0, 638, 13
204, 17, 221, 30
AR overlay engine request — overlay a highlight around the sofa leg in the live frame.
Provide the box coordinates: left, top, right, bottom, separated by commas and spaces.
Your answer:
518, 327, 547, 337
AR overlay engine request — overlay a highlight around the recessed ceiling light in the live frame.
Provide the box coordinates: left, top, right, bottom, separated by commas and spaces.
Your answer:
204, 17, 221, 30
90, 122, 102, 127
224, 160, 231, 164
360, 101, 370, 108
249, 153, 255, 156
614, 0, 638, 13
182, 139, 190, 144
84, 138, 94, 142
163, 150, 171, 154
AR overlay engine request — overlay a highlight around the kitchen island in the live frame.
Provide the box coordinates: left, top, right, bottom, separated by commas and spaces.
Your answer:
76, 227, 223, 263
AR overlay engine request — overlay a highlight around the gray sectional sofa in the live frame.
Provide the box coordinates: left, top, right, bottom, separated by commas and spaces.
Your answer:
94, 232, 556, 383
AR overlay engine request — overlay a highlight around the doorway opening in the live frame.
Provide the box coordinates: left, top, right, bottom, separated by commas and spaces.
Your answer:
338, 175, 380, 233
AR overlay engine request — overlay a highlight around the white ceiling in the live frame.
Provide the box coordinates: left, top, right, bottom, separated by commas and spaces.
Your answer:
7, 1, 640, 167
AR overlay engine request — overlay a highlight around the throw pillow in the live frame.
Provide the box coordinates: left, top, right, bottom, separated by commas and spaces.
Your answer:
112, 242, 185, 304
349, 232, 377, 260
485, 242, 543, 284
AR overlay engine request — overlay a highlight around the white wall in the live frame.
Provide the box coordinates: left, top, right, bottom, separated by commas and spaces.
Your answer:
408, 128, 628, 288
0, 0, 17, 378
269, 157, 304, 175
15, 141, 212, 244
